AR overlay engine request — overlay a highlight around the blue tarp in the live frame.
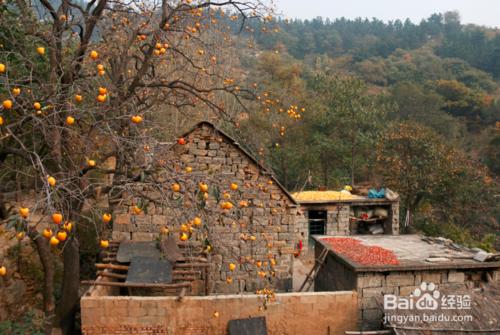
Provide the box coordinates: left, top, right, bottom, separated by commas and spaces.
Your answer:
368, 188, 385, 199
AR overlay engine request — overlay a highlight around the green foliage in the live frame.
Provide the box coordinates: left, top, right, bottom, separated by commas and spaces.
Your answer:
238, 38, 498, 249
377, 122, 498, 247
433, 80, 487, 118
0, 311, 45, 335
376, 122, 461, 212
307, 74, 388, 185
417, 221, 496, 252
389, 81, 466, 141
484, 135, 500, 175
6, 243, 45, 291
236, 12, 500, 80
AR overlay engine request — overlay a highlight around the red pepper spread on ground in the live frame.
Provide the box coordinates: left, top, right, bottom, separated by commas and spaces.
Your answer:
321, 237, 399, 266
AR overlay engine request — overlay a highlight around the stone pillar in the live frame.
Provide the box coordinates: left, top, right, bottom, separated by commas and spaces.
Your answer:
390, 202, 400, 235
327, 206, 350, 235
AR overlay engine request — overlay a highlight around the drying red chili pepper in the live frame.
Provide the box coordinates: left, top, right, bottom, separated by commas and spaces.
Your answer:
321, 237, 399, 266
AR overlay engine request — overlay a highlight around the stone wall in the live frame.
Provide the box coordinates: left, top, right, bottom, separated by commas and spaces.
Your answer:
387, 202, 399, 234
356, 268, 500, 329
313, 241, 500, 330
81, 289, 359, 335
314, 244, 500, 331
326, 205, 351, 235
111, 123, 299, 294
300, 201, 400, 251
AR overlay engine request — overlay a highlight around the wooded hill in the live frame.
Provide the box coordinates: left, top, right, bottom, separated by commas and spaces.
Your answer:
228, 12, 499, 249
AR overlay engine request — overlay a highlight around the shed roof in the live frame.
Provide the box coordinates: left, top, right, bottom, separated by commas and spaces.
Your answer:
314, 235, 500, 272
293, 190, 399, 205
292, 190, 364, 202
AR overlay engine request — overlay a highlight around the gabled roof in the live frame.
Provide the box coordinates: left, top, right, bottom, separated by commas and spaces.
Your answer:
173, 121, 298, 206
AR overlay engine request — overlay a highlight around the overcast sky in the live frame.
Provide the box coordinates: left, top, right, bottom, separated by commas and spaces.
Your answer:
275, 0, 500, 28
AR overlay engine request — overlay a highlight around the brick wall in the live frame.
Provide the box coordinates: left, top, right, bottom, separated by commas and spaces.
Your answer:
110, 123, 299, 294
81, 290, 358, 335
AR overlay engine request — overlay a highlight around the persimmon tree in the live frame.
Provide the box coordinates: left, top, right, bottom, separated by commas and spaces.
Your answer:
239, 50, 308, 188
0, 0, 277, 333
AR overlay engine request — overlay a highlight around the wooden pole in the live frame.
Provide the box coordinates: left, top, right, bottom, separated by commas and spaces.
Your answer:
204, 267, 209, 296
177, 287, 187, 302
180, 256, 208, 263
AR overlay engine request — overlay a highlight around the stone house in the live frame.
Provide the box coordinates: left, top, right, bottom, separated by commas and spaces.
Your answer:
110, 121, 300, 294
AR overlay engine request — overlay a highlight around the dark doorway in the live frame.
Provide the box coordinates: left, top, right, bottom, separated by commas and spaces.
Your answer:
308, 210, 327, 246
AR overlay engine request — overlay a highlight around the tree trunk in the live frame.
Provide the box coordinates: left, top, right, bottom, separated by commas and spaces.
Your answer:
55, 237, 80, 335
31, 233, 56, 334
351, 145, 355, 186
0, 192, 7, 219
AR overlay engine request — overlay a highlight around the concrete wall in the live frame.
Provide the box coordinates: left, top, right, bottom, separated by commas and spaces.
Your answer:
81, 290, 359, 335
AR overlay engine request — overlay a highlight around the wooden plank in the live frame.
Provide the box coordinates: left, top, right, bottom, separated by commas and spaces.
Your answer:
173, 276, 197, 281
160, 236, 184, 263
172, 270, 201, 276
97, 272, 196, 281
180, 256, 208, 263
81, 280, 192, 289
95, 263, 129, 271
97, 271, 127, 280
174, 262, 211, 268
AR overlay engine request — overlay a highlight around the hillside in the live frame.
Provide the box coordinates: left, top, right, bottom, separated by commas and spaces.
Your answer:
228, 12, 499, 248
